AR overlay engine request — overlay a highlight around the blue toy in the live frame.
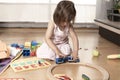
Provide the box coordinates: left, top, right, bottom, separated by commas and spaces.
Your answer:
55, 56, 80, 64
22, 48, 31, 56
67, 56, 80, 63
11, 43, 24, 49
67, 56, 73, 61
31, 40, 38, 46
19, 44, 24, 49
56, 57, 65, 64
11, 43, 19, 48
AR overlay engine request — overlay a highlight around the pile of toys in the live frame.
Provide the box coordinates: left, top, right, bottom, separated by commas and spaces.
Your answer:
22, 40, 41, 57
55, 56, 80, 64
11, 41, 80, 64
11, 40, 41, 57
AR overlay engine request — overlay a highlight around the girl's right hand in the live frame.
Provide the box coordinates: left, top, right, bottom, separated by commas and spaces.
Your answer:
57, 52, 66, 58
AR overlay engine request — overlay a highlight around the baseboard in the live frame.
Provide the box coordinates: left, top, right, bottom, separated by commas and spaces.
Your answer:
0, 22, 98, 28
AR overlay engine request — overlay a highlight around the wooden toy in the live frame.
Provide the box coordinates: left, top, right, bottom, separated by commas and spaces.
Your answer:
47, 63, 109, 80
24, 42, 31, 48
22, 48, 31, 56
54, 74, 73, 80
11, 43, 24, 49
30, 51, 36, 56
31, 40, 38, 46
11, 43, 19, 48
31, 41, 42, 57
82, 74, 90, 80
10, 57, 51, 72
107, 54, 120, 59
92, 49, 99, 57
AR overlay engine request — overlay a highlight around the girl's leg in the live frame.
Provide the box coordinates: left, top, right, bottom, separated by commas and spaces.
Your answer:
36, 43, 55, 60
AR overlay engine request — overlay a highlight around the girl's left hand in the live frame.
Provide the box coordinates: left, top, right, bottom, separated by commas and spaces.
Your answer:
71, 51, 78, 60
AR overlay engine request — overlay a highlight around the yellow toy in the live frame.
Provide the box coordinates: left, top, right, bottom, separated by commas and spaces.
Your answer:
24, 42, 31, 48
92, 49, 99, 57
107, 54, 120, 59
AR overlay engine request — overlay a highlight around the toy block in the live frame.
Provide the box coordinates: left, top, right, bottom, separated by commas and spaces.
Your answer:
11, 43, 19, 48
82, 74, 90, 80
31, 40, 38, 46
92, 49, 99, 57
11, 43, 24, 49
30, 51, 36, 56
31, 46, 36, 49
24, 42, 31, 48
22, 48, 31, 56
31, 41, 41, 51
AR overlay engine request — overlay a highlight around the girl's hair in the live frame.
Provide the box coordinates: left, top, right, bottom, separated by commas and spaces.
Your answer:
53, 0, 76, 26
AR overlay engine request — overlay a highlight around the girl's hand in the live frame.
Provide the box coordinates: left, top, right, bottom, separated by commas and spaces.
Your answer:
71, 51, 78, 60
57, 52, 66, 58
73, 56, 79, 60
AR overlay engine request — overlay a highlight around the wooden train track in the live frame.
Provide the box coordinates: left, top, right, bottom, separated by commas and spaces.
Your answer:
47, 63, 109, 80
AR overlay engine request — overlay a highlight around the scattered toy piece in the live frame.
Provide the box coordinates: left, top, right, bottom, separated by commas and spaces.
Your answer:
24, 42, 31, 48
92, 49, 99, 57
107, 54, 120, 59
54, 74, 73, 80
38, 61, 41, 64
82, 74, 90, 80
84, 48, 88, 51
79, 48, 82, 50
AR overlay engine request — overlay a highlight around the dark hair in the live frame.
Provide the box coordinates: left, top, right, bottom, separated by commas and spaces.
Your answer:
53, 0, 76, 26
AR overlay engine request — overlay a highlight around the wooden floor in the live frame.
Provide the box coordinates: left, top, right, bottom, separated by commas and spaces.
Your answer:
0, 28, 120, 80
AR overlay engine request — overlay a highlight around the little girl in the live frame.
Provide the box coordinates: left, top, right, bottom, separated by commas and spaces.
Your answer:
36, 0, 79, 61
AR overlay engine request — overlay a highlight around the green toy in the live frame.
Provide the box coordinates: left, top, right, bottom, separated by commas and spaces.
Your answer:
82, 74, 90, 80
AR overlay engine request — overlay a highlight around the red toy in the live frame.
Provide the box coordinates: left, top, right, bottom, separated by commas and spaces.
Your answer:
30, 51, 36, 56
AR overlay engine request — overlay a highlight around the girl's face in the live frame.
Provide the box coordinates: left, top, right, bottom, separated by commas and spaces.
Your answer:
60, 22, 69, 28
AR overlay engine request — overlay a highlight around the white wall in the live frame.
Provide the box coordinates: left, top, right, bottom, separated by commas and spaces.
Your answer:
0, 4, 50, 22
75, 4, 96, 23
96, 0, 113, 19
0, 3, 96, 23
